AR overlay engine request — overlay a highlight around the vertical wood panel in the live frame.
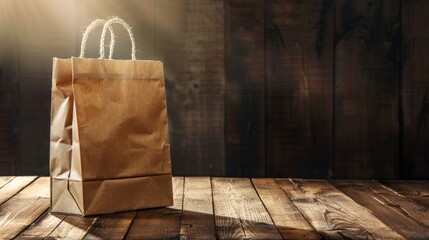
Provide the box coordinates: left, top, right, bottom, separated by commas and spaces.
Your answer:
0, 0, 20, 175
225, 0, 266, 177
17, 0, 76, 175
266, 0, 334, 178
401, 0, 429, 178
334, 0, 400, 178
156, 0, 225, 176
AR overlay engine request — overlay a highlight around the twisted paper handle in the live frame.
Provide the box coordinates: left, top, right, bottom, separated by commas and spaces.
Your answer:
99, 17, 136, 60
80, 19, 116, 59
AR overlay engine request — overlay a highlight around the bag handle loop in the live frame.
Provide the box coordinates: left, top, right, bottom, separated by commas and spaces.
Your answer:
80, 19, 116, 59
99, 17, 136, 60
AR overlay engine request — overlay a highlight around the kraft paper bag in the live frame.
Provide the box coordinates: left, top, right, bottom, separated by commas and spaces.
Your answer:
50, 17, 173, 216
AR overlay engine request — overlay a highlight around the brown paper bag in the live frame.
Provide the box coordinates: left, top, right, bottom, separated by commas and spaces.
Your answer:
50, 18, 173, 216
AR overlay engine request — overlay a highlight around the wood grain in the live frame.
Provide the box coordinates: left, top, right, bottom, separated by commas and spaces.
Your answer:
180, 177, 215, 239
334, 0, 400, 178
15, 211, 66, 240
83, 212, 136, 239
266, 0, 334, 178
225, 0, 266, 177
276, 178, 404, 239
381, 181, 429, 208
47, 215, 97, 239
0, 176, 37, 205
0, 177, 50, 239
252, 178, 321, 240
0, 176, 14, 188
332, 180, 429, 239
212, 178, 282, 239
126, 176, 184, 239
3, 177, 429, 238
155, 0, 225, 176
401, 0, 429, 178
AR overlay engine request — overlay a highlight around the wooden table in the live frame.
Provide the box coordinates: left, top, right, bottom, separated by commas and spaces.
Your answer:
1, 177, 428, 239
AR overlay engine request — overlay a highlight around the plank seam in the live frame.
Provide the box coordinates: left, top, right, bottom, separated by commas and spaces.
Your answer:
274, 178, 326, 240
121, 211, 138, 239
0, 176, 16, 189
398, 0, 404, 179
12, 207, 53, 239
210, 176, 219, 240
329, 180, 409, 239
0, 176, 38, 208
272, 178, 323, 240
332, 0, 336, 179
372, 181, 429, 230
250, 178, 285, 240
178, 176, 186, 239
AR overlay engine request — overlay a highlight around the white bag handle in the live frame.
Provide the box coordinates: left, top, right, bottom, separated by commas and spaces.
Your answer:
80, 19, 116, 59
99, 17, 136, 60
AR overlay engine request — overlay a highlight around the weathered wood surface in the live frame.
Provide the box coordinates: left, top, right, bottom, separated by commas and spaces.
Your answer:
252, 178, 321, 240
154, 0, 226, 176
334, 0, 401, 178
401, 0, 429, 179
0, 176, 37, 205
212, 178, 282, 239
3, 177, 429, 239
276, 178, 404, 239
0, 177, 50, 239
266, 0, 334, 178
380, 180, 429, 208
225, 0, 266, 177
0, 176, 14, 188
332, 180, 429, 239
126, 177, 184, 239
181, 177, 216, 239
2, 0, 429, 179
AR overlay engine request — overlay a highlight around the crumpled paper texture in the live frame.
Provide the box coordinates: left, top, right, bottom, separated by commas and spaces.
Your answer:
50, 57, 173, 216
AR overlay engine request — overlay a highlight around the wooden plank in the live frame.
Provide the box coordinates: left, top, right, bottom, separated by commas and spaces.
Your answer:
0, 0, 20, 175
332, 180, 429, 239
212, 178, 282, 239
83, 212, 136, 239
334, 0, 400, 178
276, 178, 404, 239
266, 0, 334, 178
47, 215, 97, 239
0, 176, 37, 205
252, 178, 321, 240
225, 0, 265, 177
381, 181, 429, 208
180, 177, 215, 239
0, 177, 50, 239
0, 176, 14, 188
155, 0, 225, 176
16, 0, 76, 175
126, 176, 184, 239
401, 0, 429, 178
14, 211, 66, 239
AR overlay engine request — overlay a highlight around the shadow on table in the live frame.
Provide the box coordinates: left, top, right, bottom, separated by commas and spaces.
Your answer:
43, 208, 320, 239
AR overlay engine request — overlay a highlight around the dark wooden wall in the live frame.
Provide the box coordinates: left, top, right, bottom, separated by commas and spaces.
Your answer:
0, 0, 428, 179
